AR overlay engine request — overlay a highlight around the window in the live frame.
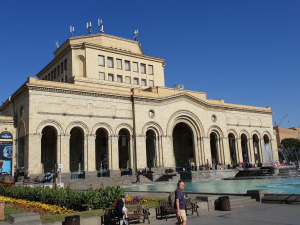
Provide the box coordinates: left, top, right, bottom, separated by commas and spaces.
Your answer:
133, 62, 138, 72
64, 59, 67, 70
108, 73, 114, 81
98, 55, 105, 66
61, 62, 63, 74
125, 60, 130, 71
51, 71, 53, 81
65, 76, 68, 82
140, 63, 146, 74
149, 80, 154, 87
116, 59, 122, 69
117, 75, 122, 83
57, 65, 60, 76
99, 72, 105, 80
54, 68, 56, 79
141, 79, 146, 86
148, 65, 153, 75
107, 57, 113, 68
125, 76, 131, 84
134, 78, 139, 85
61, 78, 64, 82
45, 75, 47, 80
48, 73, 50, 80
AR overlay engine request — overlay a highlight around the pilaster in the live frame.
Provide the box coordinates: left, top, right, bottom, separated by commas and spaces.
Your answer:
135, 135, 147, 169
87, 134, 96, 172
27, 134, 42, 174
60, 135, 70, 173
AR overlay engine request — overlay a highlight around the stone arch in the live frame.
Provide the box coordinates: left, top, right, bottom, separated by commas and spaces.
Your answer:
65, 121, 89, 136
262, 131, 272, 141
239, 129, 250, 139
251, 130, 262, 139
142, 122, 163, 137
227, 129, 238, 139
115, 123, 133, 136
207, 125, 224, 138
166, 110, 204, 138
36, 120, 63, 136
92, 122, 113, 135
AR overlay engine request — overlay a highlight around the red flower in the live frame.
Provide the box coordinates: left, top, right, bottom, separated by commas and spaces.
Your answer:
90, 184, 93, 186
101, 183, 104, 186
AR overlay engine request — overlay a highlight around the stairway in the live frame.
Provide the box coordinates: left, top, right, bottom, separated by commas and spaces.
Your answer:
228, 196, 259, 209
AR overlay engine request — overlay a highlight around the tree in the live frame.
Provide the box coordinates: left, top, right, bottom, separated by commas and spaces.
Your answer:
281, 138, 300, 149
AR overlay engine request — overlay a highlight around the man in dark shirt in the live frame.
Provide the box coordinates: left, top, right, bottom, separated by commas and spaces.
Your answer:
114, 194, 128, 219
175, 180, 187, 225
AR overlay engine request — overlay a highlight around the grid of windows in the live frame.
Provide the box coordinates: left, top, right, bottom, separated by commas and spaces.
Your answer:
133, 62, 138, 72
98, 55, 105, 66
125, 61, 130, 71
141, 79, 146, 86
140, 64, 146, 74
149, 80, 154, 87
116, 59, 122, 69
133, 78, 139, 85
125, 76, 131, 84
148, 65, 153, 75
117, 75, 122, 83
99, 72, 105, 80
108, 73, 114, 81
107, 57, 113, 68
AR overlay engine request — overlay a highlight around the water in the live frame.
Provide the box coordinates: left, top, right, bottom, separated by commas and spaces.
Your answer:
125, 177, 300, 194
261, 143, 273, 165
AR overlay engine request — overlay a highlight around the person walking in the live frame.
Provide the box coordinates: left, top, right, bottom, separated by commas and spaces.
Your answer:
175, 180, 187, 225
120, 168, 123, 177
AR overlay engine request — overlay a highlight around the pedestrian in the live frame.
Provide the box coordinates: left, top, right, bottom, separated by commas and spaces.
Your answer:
136, 173, 140, 183
129, 167, 132, 176
120, 168, 123, 177
175, 180, 187, 225
114, 194, 129, 225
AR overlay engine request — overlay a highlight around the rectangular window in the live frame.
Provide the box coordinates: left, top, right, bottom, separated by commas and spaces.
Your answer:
61, 62, 63, 74
61, 78, 64, 82
116, 59, 122, 69
48, 73, 50, 81
51, 71, 53, 81
98, 55, 105, 66
54, 68, 56, 79
125, 60, 130, 71
108, 73, 114, 81
57, 65, 60, 76
64, 59, 67, 70
117, 75, 123, 83
149, 80, 154, 87
65, 76, 68, 82
133, 62, 138, 72
45, 75, 47, 80
99, 72, 105, 80
107, 57, 113, 68
125, 76, 131, 84
140, 63, 146, 74
133, 77, 139, 85
148, 65, 153, 75
141, 79, 146, 86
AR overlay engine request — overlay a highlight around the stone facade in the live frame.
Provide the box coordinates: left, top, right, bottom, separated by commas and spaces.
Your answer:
0, 33, 278, 178
274, 126, 300, 147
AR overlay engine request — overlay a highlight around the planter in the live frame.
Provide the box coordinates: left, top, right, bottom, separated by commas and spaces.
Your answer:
4, 183, 13, 188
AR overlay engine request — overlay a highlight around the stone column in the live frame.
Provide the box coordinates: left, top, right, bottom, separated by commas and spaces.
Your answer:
56, 136, 61, 165
60, 135, 70, 173
27, 134, 42, 175
161, 135, 174, 168
158, 136, 163, 167
110, 135, 119, 171
154, 136, 160, 167
259, 138, 264, 164
271, 139, 278, 162
237, 138, 243, 163
222, 137, 230, 165
87, 134, 96, 172
130, 136, 135, 168
249, 138, 254, 163
193, 136, 200, 169
135, 135, 147, 169
202, 137, 211, 165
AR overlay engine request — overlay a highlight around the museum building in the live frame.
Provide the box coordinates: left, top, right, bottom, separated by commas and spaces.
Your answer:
0, 33, 278, 178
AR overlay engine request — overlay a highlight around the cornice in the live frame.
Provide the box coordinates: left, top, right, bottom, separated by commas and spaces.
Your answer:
133, 93, 273, 115
38, 112, 132, 120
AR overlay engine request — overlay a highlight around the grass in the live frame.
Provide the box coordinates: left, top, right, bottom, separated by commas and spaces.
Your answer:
2, 205, 24, 222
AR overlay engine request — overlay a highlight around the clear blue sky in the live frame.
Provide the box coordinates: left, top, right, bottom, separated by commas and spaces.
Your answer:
0, 0, 299, 128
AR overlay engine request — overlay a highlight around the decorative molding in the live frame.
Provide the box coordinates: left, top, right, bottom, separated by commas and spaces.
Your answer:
38, 112, 132, 120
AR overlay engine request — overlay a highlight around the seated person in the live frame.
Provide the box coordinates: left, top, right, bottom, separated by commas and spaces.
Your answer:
34, 176, 40, 183
114, 194, 128, 220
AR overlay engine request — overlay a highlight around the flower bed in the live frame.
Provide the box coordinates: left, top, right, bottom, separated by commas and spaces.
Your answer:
126, 196, 156, 205
0, 196, 75, 215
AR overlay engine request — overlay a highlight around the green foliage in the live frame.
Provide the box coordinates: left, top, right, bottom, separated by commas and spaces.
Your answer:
281, 138, 300, 149
0, 184, 124, 211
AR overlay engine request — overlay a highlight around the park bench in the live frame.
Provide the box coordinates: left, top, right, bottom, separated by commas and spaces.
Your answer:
102, 204, 150, 225
156, 201, 176, 221
185, 198, 199, 216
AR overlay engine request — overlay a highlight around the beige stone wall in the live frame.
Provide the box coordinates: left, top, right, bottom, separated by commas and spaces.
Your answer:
274, 126, 300, 147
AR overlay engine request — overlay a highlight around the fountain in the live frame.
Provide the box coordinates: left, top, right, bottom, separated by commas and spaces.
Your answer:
261, 135, 274, 165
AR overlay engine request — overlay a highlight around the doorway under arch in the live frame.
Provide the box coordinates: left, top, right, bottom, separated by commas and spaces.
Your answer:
241, 134, 249, 162
228, 133, 237, 165
172, 122, 195, 171
41, 126, 57, 173
70, 127, 84, 173
118, 129, 130, 169
95, 128, 108, 175
253, 134, 261, 163
146, 130, 156, 169
210, 132, 220, 166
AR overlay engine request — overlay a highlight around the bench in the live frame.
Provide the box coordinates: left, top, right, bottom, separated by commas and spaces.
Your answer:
185, 198, 199, 216
102, 205, 150, 225
156, 201, 176, 221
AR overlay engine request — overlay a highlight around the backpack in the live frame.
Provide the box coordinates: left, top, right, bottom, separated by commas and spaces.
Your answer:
168, 190, 176, 208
